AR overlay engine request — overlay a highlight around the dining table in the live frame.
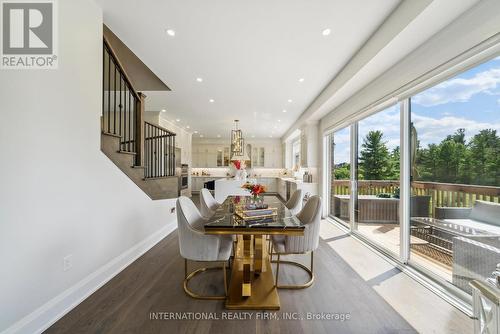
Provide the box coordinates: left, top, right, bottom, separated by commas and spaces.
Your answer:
204, 195, 304, 310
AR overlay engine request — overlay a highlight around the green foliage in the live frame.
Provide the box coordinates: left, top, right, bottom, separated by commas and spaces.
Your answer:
334, 164, 350, 180
359, 130, 392, 180
415, 128, 500, 186
333, 128, 500, 187
357, 131, 400, 180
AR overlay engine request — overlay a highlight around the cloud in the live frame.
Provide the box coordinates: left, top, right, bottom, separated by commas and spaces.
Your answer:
412, 67, 500, 107
358, 105, 400, 150
412, 113, 500, 147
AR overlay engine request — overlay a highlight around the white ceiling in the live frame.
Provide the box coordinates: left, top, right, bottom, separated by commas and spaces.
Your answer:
96, 0, 401, 138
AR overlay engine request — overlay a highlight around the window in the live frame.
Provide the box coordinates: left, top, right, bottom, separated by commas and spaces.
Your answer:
329, 127, 351, 226
356, 105, 401, 255
292, 139, 301, 169
409, 56, 500, 295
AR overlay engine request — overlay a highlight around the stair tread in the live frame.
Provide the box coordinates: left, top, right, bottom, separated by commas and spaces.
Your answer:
118, 150, 137, 155
102, 131, 122, 138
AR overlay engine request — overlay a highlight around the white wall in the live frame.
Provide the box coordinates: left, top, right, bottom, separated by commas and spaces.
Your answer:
0, 1, 177, 333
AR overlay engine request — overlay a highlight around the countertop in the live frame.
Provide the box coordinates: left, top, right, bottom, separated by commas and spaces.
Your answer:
190, 175, 317, 184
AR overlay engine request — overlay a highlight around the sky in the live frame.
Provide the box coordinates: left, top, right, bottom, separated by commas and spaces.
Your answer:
332, 56, 500, 164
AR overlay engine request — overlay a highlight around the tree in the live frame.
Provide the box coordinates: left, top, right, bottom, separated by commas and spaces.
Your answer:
438, 139, 466, 183
469, 129, 500, 185
446, 128, 466, 145
359, 130, 391, 180
389, 146, 400, 179
334, 164, 350, 180
414, 128, 500, 186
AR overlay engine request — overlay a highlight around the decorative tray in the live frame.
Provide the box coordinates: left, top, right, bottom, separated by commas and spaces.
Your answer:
234, 206, 278, 221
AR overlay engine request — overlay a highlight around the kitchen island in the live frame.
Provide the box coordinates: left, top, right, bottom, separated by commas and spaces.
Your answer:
214, 178, 256, 203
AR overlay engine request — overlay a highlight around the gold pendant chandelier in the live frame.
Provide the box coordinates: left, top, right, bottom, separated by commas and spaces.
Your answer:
231, 120, 243, 155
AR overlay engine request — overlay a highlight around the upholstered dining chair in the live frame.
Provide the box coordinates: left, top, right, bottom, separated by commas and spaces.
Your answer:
271, 195, 322, 289
267, 189, 303, 254
200, 188, 221, 218
176, 196, 232, 299
286, 189, 303, 215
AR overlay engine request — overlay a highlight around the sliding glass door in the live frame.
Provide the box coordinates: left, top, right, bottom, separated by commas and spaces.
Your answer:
324, 53, 500, 302
355, 105, 401, 255
408, 56, 500, 295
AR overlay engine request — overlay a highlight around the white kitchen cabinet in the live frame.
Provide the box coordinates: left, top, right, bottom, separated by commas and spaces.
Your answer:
216, 146, 231, 166
252, 147, 265, 167
264, 146, 280, 168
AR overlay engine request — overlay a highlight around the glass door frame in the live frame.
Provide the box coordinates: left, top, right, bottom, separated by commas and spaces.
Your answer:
322, 96, 475, 313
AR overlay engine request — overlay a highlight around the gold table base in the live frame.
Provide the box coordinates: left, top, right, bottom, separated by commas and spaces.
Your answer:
225, 235, 280, 310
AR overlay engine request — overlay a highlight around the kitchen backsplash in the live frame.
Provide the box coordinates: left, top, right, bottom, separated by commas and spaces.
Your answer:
191, 167, 292, 178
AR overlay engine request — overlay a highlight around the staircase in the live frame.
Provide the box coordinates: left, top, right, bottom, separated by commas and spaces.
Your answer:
100, 36, 178, 200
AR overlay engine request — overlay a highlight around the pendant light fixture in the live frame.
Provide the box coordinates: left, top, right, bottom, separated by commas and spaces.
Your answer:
230, 120, 249, 161
231, 120, 243, 155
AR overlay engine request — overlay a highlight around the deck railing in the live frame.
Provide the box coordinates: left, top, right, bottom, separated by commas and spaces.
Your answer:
331, 179, 500, 216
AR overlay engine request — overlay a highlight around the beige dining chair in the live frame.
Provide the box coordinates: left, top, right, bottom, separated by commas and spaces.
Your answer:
176, 196, 232, 299
200, 188, 221, 218
286, 189, 303, 215
267, 189, 303, 253
271, 195, 322, 289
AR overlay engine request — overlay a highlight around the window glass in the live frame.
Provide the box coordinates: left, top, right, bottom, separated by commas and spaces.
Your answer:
409, 56, 500, 295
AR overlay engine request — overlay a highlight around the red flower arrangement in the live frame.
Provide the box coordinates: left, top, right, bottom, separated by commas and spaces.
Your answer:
241, 182, 266, 197
233, 160, 241, 170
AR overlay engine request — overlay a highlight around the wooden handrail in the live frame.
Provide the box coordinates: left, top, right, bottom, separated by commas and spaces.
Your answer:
331, 179, 500, 196
103, 36, 141, 100
144, 121, 176, 137
411, 181, 500, 196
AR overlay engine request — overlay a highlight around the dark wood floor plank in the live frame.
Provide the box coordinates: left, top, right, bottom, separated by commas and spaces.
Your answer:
46, 196, 417, 334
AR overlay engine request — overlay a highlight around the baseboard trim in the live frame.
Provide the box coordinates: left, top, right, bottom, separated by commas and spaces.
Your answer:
2, 223, 177, 334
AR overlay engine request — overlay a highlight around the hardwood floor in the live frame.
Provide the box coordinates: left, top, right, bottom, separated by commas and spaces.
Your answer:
46, 196, 473, 334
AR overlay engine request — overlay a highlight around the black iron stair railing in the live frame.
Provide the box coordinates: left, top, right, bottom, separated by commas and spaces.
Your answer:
102, 38, 140, 153
144, 122, 176, 178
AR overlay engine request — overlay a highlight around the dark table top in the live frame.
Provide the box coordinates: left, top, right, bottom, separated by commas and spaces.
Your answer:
204, 196, 304, 235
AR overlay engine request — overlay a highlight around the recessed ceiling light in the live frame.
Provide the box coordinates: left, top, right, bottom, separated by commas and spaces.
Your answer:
194, 130, 198, 134
217, 134, 221, 138
287, 99, 293, 103
282, 109, 287, 113
176, 119, 180, 122
200, 134, 204, 138
186, 125, 190, 129
269, 135, 273, 138
196, 77, 203, 82
161, 109, 166, 113
166, 29, 175, 37
251, 135, 255, 138
298, 78, 304, 83
278, 119, 281, 122
209, 99, 215, 103
322, 28, 331, 36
